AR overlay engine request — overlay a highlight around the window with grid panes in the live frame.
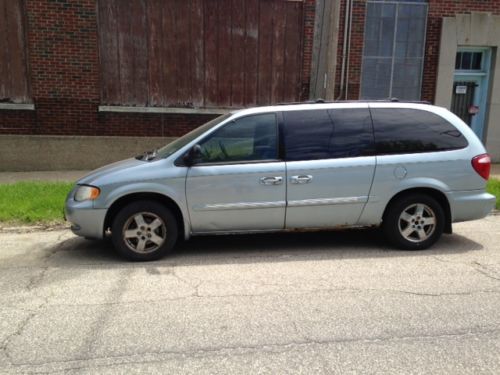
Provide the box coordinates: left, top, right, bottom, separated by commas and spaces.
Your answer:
360, 0, 428, 100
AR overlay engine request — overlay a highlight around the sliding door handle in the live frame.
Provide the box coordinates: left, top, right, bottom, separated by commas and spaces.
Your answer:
290, 175, 313, 184
259, 176, 283, 185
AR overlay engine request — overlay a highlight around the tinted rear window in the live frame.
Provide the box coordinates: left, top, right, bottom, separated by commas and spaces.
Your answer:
284, 110, 333, 161
284, 108, 374, 161
371, 108, 468, 155
328, 108, 375, 158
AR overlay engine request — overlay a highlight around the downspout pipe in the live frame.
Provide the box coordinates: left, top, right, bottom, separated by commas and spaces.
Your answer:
336, 0, 352, 100
345, 0, 354, 100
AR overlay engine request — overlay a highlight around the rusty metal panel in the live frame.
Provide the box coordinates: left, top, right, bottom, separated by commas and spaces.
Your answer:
283, 1, 304, 103
98, 0, 121, 104
190, 0, 205, 107
147, 0, 164, 106
98, 0, 304, 108
244, 0, 260, 106
0, 0, 30, 103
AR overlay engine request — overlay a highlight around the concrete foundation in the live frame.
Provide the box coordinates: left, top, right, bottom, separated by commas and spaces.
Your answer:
0, 135, 176, 171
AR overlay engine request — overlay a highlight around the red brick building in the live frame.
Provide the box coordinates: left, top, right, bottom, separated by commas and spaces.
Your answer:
1, 0, 500, 169
0, 0, 316, 137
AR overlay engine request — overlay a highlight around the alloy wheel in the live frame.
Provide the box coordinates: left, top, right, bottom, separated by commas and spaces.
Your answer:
398, 203, 436, 243
122, 212, 167, 254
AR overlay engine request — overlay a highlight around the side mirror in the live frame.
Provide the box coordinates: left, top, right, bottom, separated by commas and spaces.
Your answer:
183, 144, 202, 166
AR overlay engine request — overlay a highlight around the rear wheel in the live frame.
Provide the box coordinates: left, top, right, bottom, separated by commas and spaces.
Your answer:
111, 200, 178, 261
383, 194, 445, 250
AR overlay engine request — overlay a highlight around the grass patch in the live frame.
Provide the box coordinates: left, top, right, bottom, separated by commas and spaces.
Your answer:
0, 181, 73, 224
487, 178, 500, 210
0, 178, 499, 225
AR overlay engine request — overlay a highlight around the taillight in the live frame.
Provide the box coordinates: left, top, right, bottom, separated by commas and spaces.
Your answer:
471, 153, 491, 180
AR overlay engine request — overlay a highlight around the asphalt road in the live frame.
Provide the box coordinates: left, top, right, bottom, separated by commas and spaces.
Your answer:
1, 216, 500, 374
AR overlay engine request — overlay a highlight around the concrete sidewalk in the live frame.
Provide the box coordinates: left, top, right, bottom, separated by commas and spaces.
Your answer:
0, 164, 500, 184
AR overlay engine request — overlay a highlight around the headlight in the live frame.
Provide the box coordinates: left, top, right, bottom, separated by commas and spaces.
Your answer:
74, 185, 100, 202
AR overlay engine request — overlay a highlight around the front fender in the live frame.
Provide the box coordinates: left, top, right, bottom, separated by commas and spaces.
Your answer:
95, 179, 191, 240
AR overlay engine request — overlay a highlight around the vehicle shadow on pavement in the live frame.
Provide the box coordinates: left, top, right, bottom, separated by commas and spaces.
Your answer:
48, 228, 483, 267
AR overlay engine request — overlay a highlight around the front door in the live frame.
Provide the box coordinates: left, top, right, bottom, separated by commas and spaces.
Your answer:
451, 48, 491, 141
186, 113, 286, 233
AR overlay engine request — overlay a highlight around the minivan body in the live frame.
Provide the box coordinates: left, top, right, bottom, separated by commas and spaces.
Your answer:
65, 102, 495, 260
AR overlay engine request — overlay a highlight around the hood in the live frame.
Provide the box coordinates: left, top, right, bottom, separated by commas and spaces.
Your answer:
77, 158, 147, 185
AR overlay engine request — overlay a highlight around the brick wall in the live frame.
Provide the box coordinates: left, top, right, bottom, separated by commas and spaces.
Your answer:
335, 0, 500, 102
0, 0, 316, 137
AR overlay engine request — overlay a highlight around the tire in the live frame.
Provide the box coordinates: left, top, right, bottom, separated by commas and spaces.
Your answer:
111, 200, 178, 261
382, 193, 445, 250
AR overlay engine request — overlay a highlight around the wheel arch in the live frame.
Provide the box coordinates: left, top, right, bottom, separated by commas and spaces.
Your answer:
103, 192, 186, 239
382, 187, 452, 234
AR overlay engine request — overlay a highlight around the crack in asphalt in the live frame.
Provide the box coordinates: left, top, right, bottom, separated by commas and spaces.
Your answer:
80, 269, 133, 360
432, 256, 500, 282
0, 237, 68, 366
3, 326, 500, 373
19, 286, 500, 309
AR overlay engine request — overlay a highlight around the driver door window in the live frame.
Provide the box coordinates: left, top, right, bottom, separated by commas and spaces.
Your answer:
198, 113, 278, 164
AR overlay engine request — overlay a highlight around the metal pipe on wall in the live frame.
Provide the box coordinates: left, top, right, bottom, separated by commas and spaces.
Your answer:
336, 0, 352, 100
345, 0, 354, 100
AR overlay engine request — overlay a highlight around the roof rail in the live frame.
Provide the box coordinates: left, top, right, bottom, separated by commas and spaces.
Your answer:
274, 98, 431, 106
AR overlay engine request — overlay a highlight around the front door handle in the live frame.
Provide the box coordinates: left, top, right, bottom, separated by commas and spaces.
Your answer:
290, 175, 313, 184
260, 176, 283, 185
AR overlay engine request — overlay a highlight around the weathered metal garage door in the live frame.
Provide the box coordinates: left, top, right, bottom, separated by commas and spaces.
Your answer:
0, 0, 30, 103
98, 0, 304, 108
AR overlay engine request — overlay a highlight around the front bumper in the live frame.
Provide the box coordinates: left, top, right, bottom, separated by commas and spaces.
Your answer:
65, 197, 107, 239
447, 190, 496, 223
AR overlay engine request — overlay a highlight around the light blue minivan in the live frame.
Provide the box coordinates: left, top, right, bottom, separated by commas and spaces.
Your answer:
65, 102, 495, 260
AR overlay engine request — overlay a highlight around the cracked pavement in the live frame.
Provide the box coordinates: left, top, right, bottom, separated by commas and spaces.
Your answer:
1, 216, 500, 374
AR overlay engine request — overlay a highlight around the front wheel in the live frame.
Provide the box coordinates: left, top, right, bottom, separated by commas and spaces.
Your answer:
111, 200, 178, 261
382, 194, 445, 250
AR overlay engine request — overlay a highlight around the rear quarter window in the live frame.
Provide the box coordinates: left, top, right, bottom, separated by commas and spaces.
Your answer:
371, 108, 468, 155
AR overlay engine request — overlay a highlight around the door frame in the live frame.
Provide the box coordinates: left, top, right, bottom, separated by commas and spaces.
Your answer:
453, 47, 492, 141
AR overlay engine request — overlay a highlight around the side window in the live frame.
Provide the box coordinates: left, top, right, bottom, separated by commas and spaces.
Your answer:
371, 108, 469, 155
198, 113, 278, 163
328, 108, 375, 158
284, 109, 374, 161
284, 110, 333, 161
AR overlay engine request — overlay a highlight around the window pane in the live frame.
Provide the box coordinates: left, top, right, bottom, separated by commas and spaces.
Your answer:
455, 52, 462, 69
362, 2, 427, 100
284, 110, 334, 161
380, 11, 396, 56
392, 58, 422, 100
371, 108, 468, 154
461, 52, 472, 70
284, 109, 375, 160
361, 58, 392, 99
472, 52, 482, 70
328, 108, 375, 158
198, 113, 277, 163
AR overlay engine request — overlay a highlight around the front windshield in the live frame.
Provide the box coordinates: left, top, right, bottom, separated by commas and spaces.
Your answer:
155, 113, 232, 159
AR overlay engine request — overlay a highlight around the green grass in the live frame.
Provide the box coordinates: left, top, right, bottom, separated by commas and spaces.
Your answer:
0, 181, 73, 224
0, 177, 499, 226
487, 178, 500, 210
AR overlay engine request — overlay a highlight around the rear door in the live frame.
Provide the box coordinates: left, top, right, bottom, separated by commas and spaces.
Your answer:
284, 105, 377, 228
186, 112, 286, 233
